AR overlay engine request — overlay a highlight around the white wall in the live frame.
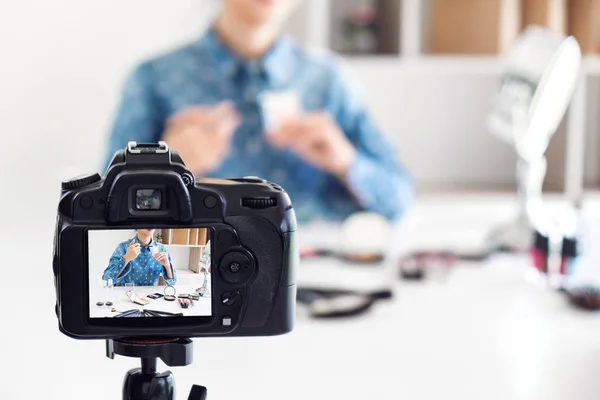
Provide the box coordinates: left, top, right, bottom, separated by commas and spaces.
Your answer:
349, 64, 519, 190
166, 246, 197, 271
585, 77, 600, 187
0, 1, 216, 234
348, 62, 600, 192
1, 1, 216, 168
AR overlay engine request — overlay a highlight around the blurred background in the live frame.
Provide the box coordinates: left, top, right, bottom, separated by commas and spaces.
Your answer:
3, 1, 600, 399
3, 0, 600, 194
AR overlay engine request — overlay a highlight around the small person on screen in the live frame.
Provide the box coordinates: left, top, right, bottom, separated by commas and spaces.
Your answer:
102, 229, 177, 286
104, 0, 414, 223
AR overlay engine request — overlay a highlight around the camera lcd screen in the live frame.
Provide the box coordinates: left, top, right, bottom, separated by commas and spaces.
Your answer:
135, 189, 162, 210
88, 228, 212, 318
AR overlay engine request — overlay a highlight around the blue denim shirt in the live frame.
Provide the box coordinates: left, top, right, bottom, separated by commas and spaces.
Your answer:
102, 236, 177, 286
105, 29, 413, 222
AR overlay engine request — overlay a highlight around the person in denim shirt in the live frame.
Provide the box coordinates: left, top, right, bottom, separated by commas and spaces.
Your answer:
102, 229, 177, 286
105, 0, 413, 222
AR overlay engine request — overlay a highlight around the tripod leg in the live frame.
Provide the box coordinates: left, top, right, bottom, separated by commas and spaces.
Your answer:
187, 385, 207, 400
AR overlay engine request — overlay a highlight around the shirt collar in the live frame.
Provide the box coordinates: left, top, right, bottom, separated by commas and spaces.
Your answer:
198, 27, 297, 88
134, 235, 156, 248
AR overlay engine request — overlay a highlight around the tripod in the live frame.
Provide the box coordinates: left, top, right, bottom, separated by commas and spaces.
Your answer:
106, 337, 207, 400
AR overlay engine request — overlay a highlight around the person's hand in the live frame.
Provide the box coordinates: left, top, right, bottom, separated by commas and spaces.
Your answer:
123, 240, 140, 263
161, 101, 241, 175
153, 252, 170, 268
266, 112, 356, 180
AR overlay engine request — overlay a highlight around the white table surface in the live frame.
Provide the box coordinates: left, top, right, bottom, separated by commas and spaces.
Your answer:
89, 283, 212, 318
3, 193, 600, 400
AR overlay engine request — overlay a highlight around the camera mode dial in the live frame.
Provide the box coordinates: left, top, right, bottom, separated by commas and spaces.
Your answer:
218, 250, 256, 285
242, 197, 277, 209
181, 172, 194, 187
61, 173, 102, 191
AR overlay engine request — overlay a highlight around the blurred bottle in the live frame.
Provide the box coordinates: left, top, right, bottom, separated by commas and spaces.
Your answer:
528, 229, 550, 284
343, 2, 378, 54
555, 208, 584, 289
560, 236, 580, 276
106, 278, 114, 304
528, 208, 584, 289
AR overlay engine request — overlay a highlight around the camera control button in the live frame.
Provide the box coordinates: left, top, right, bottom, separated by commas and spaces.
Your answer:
229, 262, 240, 273
218, 251, 255, 285
221, 291, 240, 306
61, 173, 101, 191
80, 196, 93, 210
217, 230, 235, 246
181, 173, 194, 187
221, 316, 233, 327
204, 195, 217, 209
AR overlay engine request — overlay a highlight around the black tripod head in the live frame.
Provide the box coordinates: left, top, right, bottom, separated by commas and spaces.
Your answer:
106, 337, 206, 400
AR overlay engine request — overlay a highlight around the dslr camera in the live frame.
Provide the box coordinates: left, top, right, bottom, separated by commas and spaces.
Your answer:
53, 142, 298, 339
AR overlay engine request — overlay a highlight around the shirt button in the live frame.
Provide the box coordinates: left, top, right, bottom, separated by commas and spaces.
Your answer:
246, 137, 262, 155
244, 87, 258, 103
246, 112, 260, 125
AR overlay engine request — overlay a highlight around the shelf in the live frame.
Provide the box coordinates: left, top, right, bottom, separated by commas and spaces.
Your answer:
344, 55, 505, 74
408, 56, 505, 73
328, 0, 401, 56
583, 57, 600, 75
162, 244, 208, 248
343, 55, 600, 76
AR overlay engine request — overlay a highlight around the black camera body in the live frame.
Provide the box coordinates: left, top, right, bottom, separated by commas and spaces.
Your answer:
53, 142, 298, 339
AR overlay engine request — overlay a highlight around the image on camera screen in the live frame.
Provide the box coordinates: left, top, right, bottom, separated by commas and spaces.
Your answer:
88, 228, 212, 318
